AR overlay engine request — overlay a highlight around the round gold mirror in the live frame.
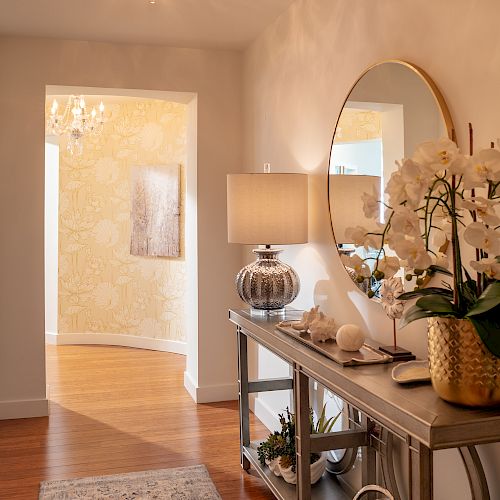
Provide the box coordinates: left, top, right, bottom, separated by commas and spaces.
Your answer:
328, 61, 454, 294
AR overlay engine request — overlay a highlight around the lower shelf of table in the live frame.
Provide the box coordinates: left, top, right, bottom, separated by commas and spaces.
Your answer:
243, 443, 350, 500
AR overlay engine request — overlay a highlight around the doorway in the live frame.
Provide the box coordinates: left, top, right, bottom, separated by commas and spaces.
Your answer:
44, 86, 198, 396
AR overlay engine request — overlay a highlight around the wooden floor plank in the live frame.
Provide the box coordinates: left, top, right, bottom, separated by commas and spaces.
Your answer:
0, 345, 273, 499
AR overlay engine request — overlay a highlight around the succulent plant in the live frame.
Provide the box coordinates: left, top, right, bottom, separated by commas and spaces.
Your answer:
257, 404, 339, 472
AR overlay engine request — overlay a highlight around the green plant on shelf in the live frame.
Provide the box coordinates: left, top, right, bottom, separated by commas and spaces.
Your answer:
257, 404, 340, 473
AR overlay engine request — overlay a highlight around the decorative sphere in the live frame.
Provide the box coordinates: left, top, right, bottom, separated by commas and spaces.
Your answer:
336, 324, 365, 352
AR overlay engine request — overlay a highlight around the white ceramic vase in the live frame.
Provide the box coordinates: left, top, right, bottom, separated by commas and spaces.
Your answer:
265, 457, 281, 476
268, 452, 326, 485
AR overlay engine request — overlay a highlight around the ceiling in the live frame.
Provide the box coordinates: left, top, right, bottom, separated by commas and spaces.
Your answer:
0, 0, 294, 50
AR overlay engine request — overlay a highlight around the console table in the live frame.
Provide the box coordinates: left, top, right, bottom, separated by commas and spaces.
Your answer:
229, 308, 500, 500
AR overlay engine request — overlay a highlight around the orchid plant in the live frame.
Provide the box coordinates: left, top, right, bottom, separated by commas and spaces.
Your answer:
343, 137, 500, 356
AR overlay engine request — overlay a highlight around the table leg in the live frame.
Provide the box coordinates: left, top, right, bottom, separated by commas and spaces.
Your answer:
294, 365, 311, 499
237, 327, 250, 470
378, 429, 403, 500
410, 439, 433, 500
459, 446, 490, 500
361, 414, 377, 500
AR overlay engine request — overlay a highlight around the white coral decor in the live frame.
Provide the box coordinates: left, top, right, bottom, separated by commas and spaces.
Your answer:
309, 312, 337, 342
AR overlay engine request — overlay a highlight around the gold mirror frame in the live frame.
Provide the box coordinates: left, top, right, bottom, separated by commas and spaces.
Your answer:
328, 60, 455, 291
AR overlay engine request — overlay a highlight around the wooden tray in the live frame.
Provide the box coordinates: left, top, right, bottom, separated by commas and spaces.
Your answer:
276, 323, 393, 366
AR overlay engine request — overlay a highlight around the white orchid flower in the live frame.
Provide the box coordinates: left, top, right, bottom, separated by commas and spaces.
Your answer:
400, 159, 433, 206
341, 254, 371, 278
433, 210, 463, 242
364, 231, 382, 251
445, 153, 470, 177
427, 204, 451, 248
377, 256, 401, 279
385, 159, 432, 209
460, 196, 500, 226
392, 237, 432, 270
412, 137, 461, 175
391, 206, 421, 237
470, 257, 500, 279
385, 230, 405, 251
344, 225, 380, 250
470, 148, 500, 183
361, 188, 380, 219
462, 161, 485, 189
344, 226, 369, 247
385, 170, 406, 207
431, 227, 447, 249
464, 221, 500, 255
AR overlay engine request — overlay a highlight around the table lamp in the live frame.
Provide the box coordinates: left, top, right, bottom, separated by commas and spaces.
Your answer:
227, 171, 308, 312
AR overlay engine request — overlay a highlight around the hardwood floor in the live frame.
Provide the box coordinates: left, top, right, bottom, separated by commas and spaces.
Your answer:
0, 345, 274, 499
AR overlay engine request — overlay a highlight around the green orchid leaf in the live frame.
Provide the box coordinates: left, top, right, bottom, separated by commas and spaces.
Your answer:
416, 295, 456, 313
466, 282, 500, 317
399, 304, 441, 329
428, 264, 453, 276
398, 287, 453, 301
461, 279, 478, 307
468, 308, 500, 357
463, 265, 473, 283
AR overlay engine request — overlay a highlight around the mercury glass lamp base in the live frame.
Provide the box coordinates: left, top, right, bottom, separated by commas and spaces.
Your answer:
236, 248, 300, 311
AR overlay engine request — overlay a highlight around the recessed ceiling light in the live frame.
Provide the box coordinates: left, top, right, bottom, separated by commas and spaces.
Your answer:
149, 0, 156, 4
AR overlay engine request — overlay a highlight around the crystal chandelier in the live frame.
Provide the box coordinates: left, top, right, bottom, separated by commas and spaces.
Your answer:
47, 95, 105, 155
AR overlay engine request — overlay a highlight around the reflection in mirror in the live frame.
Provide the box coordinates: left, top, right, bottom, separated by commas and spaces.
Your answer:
328, 61, 453, 295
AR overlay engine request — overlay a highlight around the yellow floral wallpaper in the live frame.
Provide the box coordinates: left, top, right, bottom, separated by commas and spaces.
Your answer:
334, 108, 382, 143
49, 97, 187, 341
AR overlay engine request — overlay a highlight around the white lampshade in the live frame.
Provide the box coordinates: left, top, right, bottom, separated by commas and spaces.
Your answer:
329, 174, 381, 244
227, 173, 308, 245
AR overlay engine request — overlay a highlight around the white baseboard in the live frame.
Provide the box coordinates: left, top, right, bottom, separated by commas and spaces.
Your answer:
0, 398, 49, 420
45, 332, 186, 355
183, 370, 238, 403
254, 396, 281, 432
183, 370, 198, 401
45, 331, 58, 345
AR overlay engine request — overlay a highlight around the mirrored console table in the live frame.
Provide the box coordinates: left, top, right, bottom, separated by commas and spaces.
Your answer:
229, 308, 500, 500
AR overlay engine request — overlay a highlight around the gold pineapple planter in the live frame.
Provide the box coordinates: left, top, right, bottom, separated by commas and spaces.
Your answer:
428, 317, 500, 407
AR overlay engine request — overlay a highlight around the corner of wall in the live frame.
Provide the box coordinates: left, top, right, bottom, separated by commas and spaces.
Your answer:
183, 370, 238, 403
0, 398, 49, 421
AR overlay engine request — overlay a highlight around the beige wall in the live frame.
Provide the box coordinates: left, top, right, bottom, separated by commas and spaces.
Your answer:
0, 37, 243, 416
54, 97, 187, 341
243, 0, 500, 497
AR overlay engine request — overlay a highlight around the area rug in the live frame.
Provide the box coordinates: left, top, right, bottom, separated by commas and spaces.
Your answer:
39, 464, 222, 499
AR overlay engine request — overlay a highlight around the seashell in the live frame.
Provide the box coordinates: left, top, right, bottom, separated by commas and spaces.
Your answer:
309, 312, 337, 343
292, 305, 320, 331
336, 324, 365, 352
